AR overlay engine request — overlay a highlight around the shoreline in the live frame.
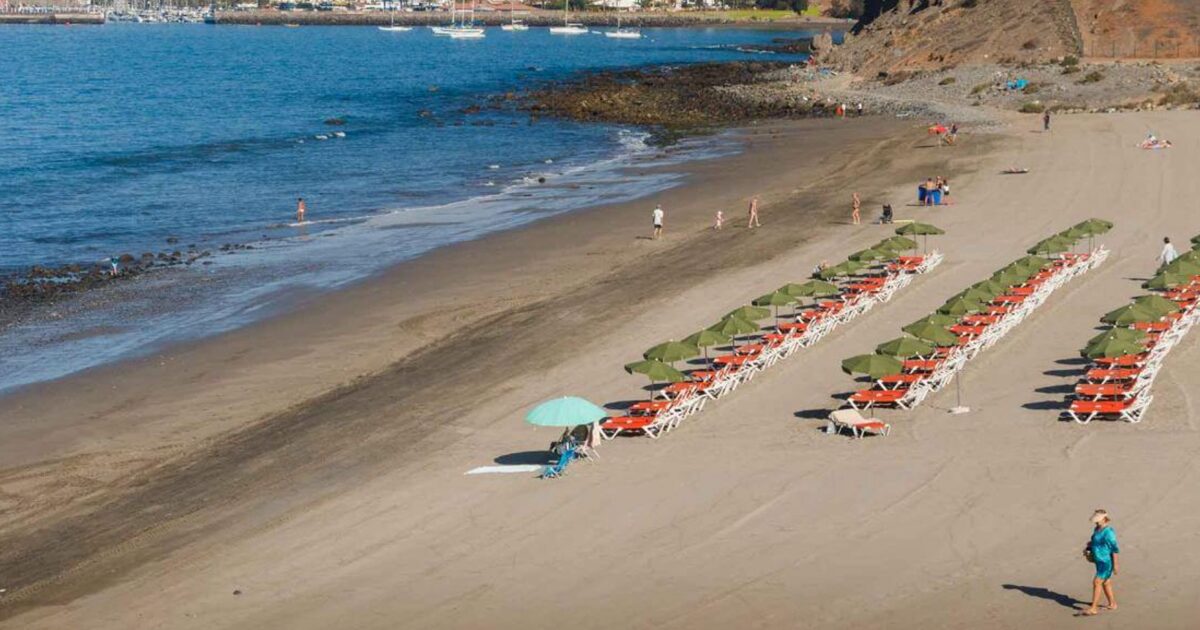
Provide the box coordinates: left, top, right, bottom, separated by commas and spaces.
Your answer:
0, 115, 930, 616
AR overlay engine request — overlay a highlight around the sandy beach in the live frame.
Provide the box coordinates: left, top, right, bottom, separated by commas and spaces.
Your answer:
3, 108, 1200, 629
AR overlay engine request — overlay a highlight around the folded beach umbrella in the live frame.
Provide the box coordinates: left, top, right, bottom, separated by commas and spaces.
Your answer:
908, 313, 958, 329
1144, 271, 1193, 291
938, 296, 984, 316
1100, 304, 1161, 326
902, 320, 959, 346
525, 396, 609, 427
1087, 327, 1146, 347
1027, 235, 1073, 255
1083, 337, 1147, 360
708, 315, 760, 338
1132, 295, 1181, 316
684, 328, 731, 360
726, 305, 771, 322
841, 354, 904, 380
849, 248, 889, 262
875, 336, 935, 359
623, 359, 688, 383
643, 339, 700, 365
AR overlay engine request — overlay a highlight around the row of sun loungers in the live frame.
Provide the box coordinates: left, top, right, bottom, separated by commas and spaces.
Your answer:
830, 226, 1113, 436
1065, 260, 1200, 424
600, 250, 945, 440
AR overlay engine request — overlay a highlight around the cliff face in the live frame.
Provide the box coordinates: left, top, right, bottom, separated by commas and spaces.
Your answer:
826, 0, 1200, 75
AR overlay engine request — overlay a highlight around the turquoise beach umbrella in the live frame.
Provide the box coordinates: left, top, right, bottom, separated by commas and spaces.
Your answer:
525, 396, 609, 427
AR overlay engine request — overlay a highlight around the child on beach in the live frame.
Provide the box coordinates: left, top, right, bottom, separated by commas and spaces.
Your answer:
714, 210, 724, 230
747, 197, 761, 229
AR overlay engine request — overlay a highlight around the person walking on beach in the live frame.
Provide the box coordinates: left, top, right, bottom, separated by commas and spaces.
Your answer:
851, 192, 861, 225
1159, 237, 1179, 267
1043, 111, 1051, 132
856, 102, 864, 117
714, 209, 724, 230
296, 197, 307, 224
747, 196, 761, 229
1081, 509, 1120, 617
652, 204, 664, 240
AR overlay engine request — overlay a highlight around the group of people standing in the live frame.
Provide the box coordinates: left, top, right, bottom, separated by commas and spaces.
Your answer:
650, 196, 761, 240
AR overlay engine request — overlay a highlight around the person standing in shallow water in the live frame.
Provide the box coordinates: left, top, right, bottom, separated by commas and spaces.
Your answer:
1082, 509, 1120, 617
296, 197, 307, 224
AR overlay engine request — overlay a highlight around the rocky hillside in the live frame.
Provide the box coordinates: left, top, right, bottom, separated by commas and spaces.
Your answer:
824, 0, 1082, 75
1075, 0, 1200, 58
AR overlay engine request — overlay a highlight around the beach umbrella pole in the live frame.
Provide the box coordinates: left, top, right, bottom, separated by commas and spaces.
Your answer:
948, 373, 970, 415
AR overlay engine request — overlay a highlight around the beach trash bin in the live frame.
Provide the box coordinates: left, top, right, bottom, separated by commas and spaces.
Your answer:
930, 189, 942, 205
917, 186, 927, 203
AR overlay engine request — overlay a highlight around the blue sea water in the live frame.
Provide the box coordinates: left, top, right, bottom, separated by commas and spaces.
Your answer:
0, 24, 810, 391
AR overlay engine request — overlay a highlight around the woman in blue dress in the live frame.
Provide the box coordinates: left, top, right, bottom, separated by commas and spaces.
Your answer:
1083, 509, 1120, 616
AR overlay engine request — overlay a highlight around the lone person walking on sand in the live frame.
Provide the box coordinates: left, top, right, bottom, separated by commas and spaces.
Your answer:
714, 209, 724, 230
1043, 111, 1051, 132
652, 204, 664, 240
296, 197, 307, 224
851, 192, 861, 225
1081, 509, 1120, 616
1159, 237, 1179, 267
856, 102, 864, 117
747, 196, 761, 229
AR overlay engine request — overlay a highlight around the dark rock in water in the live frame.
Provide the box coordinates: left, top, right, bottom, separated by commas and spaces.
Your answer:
118, 253, 136, 264
166, 236, 179, 244
141, 253, 155, 260
461, 104, 481, 114
324, 117, 346, 126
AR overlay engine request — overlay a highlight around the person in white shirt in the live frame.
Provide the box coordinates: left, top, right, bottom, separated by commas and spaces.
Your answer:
652, 204, 664, 240
1159, 237, 1178, 267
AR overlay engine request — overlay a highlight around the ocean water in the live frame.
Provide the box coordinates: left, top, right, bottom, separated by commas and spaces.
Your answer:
0, 24, 810, 391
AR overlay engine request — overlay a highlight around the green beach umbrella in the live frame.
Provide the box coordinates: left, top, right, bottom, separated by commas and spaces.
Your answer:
1087, 328, 1146, 346
939, 296, 984, 316
909, 313, 958, 329
623, 359, 688, 383
875, 336, 935, 358
999, 262, 1039, 281
1077, 218, 1113, 234
726, 305, 771, 322
1161, 257, 1200, 275
779, 282, 813, 298
841, 354, 905, 380
1144, 271, 1194, 290
1083, 337, 1147, 360
971, 279, 1009, 297
879, 236, 919, 251
708, 315, 760, 337
819, 260, 863, 279
1013, 255, 1050, 269
753, 290, 799, 321
804, 280, 841, 296
902, 320, 959, 346
1028, 235, 1073, 255
1100, 304, 1160, 326
525, 396, 609, 428
849, 248, 889, 262
643, 339, 700, 365
1191, 233, 1200, 247
1059, 226, 1088, 240
1178, 250, 1200, 263
1132, 295, 1181, 316
991, 269, 1028, 288
684, 328, 731, 360
953, 287, 996, 303
895, 222, 945, 252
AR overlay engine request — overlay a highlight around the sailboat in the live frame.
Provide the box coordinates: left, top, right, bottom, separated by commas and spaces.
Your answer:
604, 11, 640, 38
430, 0, 455, 35
446, 0, 485, 38
378, 5, 412, 31
500, 1, 527, 31
548, 0, 587, 34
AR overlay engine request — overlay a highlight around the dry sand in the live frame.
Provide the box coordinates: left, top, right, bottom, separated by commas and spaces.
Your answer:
2, 110, 1199, 629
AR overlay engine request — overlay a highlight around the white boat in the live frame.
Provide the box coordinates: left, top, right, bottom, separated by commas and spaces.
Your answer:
501, 21, 528, 31
549, 1, 587, 34
447, 27, 485, 38
604, 15, 640, 38
431, 25, 453, 35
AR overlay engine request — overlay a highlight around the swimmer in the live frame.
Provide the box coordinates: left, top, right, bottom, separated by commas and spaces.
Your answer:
296, 197, 307, 223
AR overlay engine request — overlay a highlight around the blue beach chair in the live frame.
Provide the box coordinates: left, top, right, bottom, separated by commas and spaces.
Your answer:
541, 446, 576, 479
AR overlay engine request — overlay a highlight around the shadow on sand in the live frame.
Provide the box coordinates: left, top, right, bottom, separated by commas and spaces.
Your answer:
494, 451, 556, 466
1001, 584, 1086, 610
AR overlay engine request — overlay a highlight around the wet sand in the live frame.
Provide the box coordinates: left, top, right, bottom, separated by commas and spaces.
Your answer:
4, 111, 1200, 628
